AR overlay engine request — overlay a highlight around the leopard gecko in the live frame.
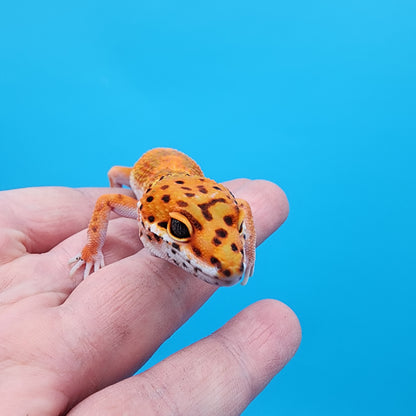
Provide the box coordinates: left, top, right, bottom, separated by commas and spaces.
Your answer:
70, 148, 256, 286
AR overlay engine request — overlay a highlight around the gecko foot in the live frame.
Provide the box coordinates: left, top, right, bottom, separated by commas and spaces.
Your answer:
69, 251, 105, 279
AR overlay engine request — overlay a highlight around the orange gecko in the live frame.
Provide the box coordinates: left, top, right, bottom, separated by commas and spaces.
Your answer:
70, 148, 256, 286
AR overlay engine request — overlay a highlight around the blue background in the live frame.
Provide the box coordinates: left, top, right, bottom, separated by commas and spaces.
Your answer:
1, 1, 415, 414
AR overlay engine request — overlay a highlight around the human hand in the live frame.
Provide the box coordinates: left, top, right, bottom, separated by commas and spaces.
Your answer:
0, 179, 301, 415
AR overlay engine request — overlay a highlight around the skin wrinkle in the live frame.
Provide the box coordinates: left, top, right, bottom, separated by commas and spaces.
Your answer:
0, 255, 69, 304
135, 252, 215, 322
138, 372, 181, 416
145, 345, 231, 416
0, 228, 28, 265
211, 331, 257, 402
64, 287, 134, 359
59, 314, 111, 402
244, 321, 286, 385
121, 255, 192, 325
0, 314, 71, 413
0, 364, 70, 415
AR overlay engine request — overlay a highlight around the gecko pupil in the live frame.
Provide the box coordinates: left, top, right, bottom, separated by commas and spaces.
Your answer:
170, 218, 191, 239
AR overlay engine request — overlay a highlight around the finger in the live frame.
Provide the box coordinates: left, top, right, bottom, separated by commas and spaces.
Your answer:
224, 179, 289, 244
58, 180, 289, 403
67, 299, 301, 416
0, 217, 144, 302
0, 187, 134, 259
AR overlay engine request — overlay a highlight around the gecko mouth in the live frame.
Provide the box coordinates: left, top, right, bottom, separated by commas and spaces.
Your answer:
183, 255, 248, 287
144, 236, 246, 286
193, 270, 244, 287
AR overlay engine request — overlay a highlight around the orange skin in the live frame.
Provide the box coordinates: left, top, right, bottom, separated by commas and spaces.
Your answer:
70, 148, 256, 286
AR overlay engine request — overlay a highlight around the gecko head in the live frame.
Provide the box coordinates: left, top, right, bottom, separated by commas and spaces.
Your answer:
138, 176, 255, 286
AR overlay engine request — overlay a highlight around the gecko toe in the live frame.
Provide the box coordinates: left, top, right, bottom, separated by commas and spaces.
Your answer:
83, 262, 93, 279
69, 256, 85, 277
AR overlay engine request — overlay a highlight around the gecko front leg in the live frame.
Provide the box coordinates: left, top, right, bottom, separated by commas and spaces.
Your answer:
70, 193, 138, 278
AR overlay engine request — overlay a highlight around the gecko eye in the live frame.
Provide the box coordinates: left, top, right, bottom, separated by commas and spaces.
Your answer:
170, 218, 190, 239
167, 212, 193, 241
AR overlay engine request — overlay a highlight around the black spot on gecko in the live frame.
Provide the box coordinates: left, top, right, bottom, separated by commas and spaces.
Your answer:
146, 196, 154, 203
185, 192, 195, 197
231, 243, 238, 252
154, 234, 161, 242
212, 237, 221, 246
181, 186, 192, 191
147, 234, 152, 241
161, 194, 170, 203
192, 247, 202, 257
175, 180, 185, 184
215, 228, 228, 238
158, 221, 168, 229
223, 269, 231, 277
223, 215, 234, 226
91, 226, 97, 233
161, 184, 169, 190
177, 200, 188, 207
172, 242, 180, 251
210, 257, 221, 268
198, 186, 208, 194
148, 215, 155, 223
213, 186, 222, 191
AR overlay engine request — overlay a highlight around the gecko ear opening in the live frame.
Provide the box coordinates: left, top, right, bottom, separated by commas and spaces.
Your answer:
168, 212, 193, 241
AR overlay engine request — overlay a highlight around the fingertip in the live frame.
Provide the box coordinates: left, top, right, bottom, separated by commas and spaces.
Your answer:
253, 179, 290, 227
